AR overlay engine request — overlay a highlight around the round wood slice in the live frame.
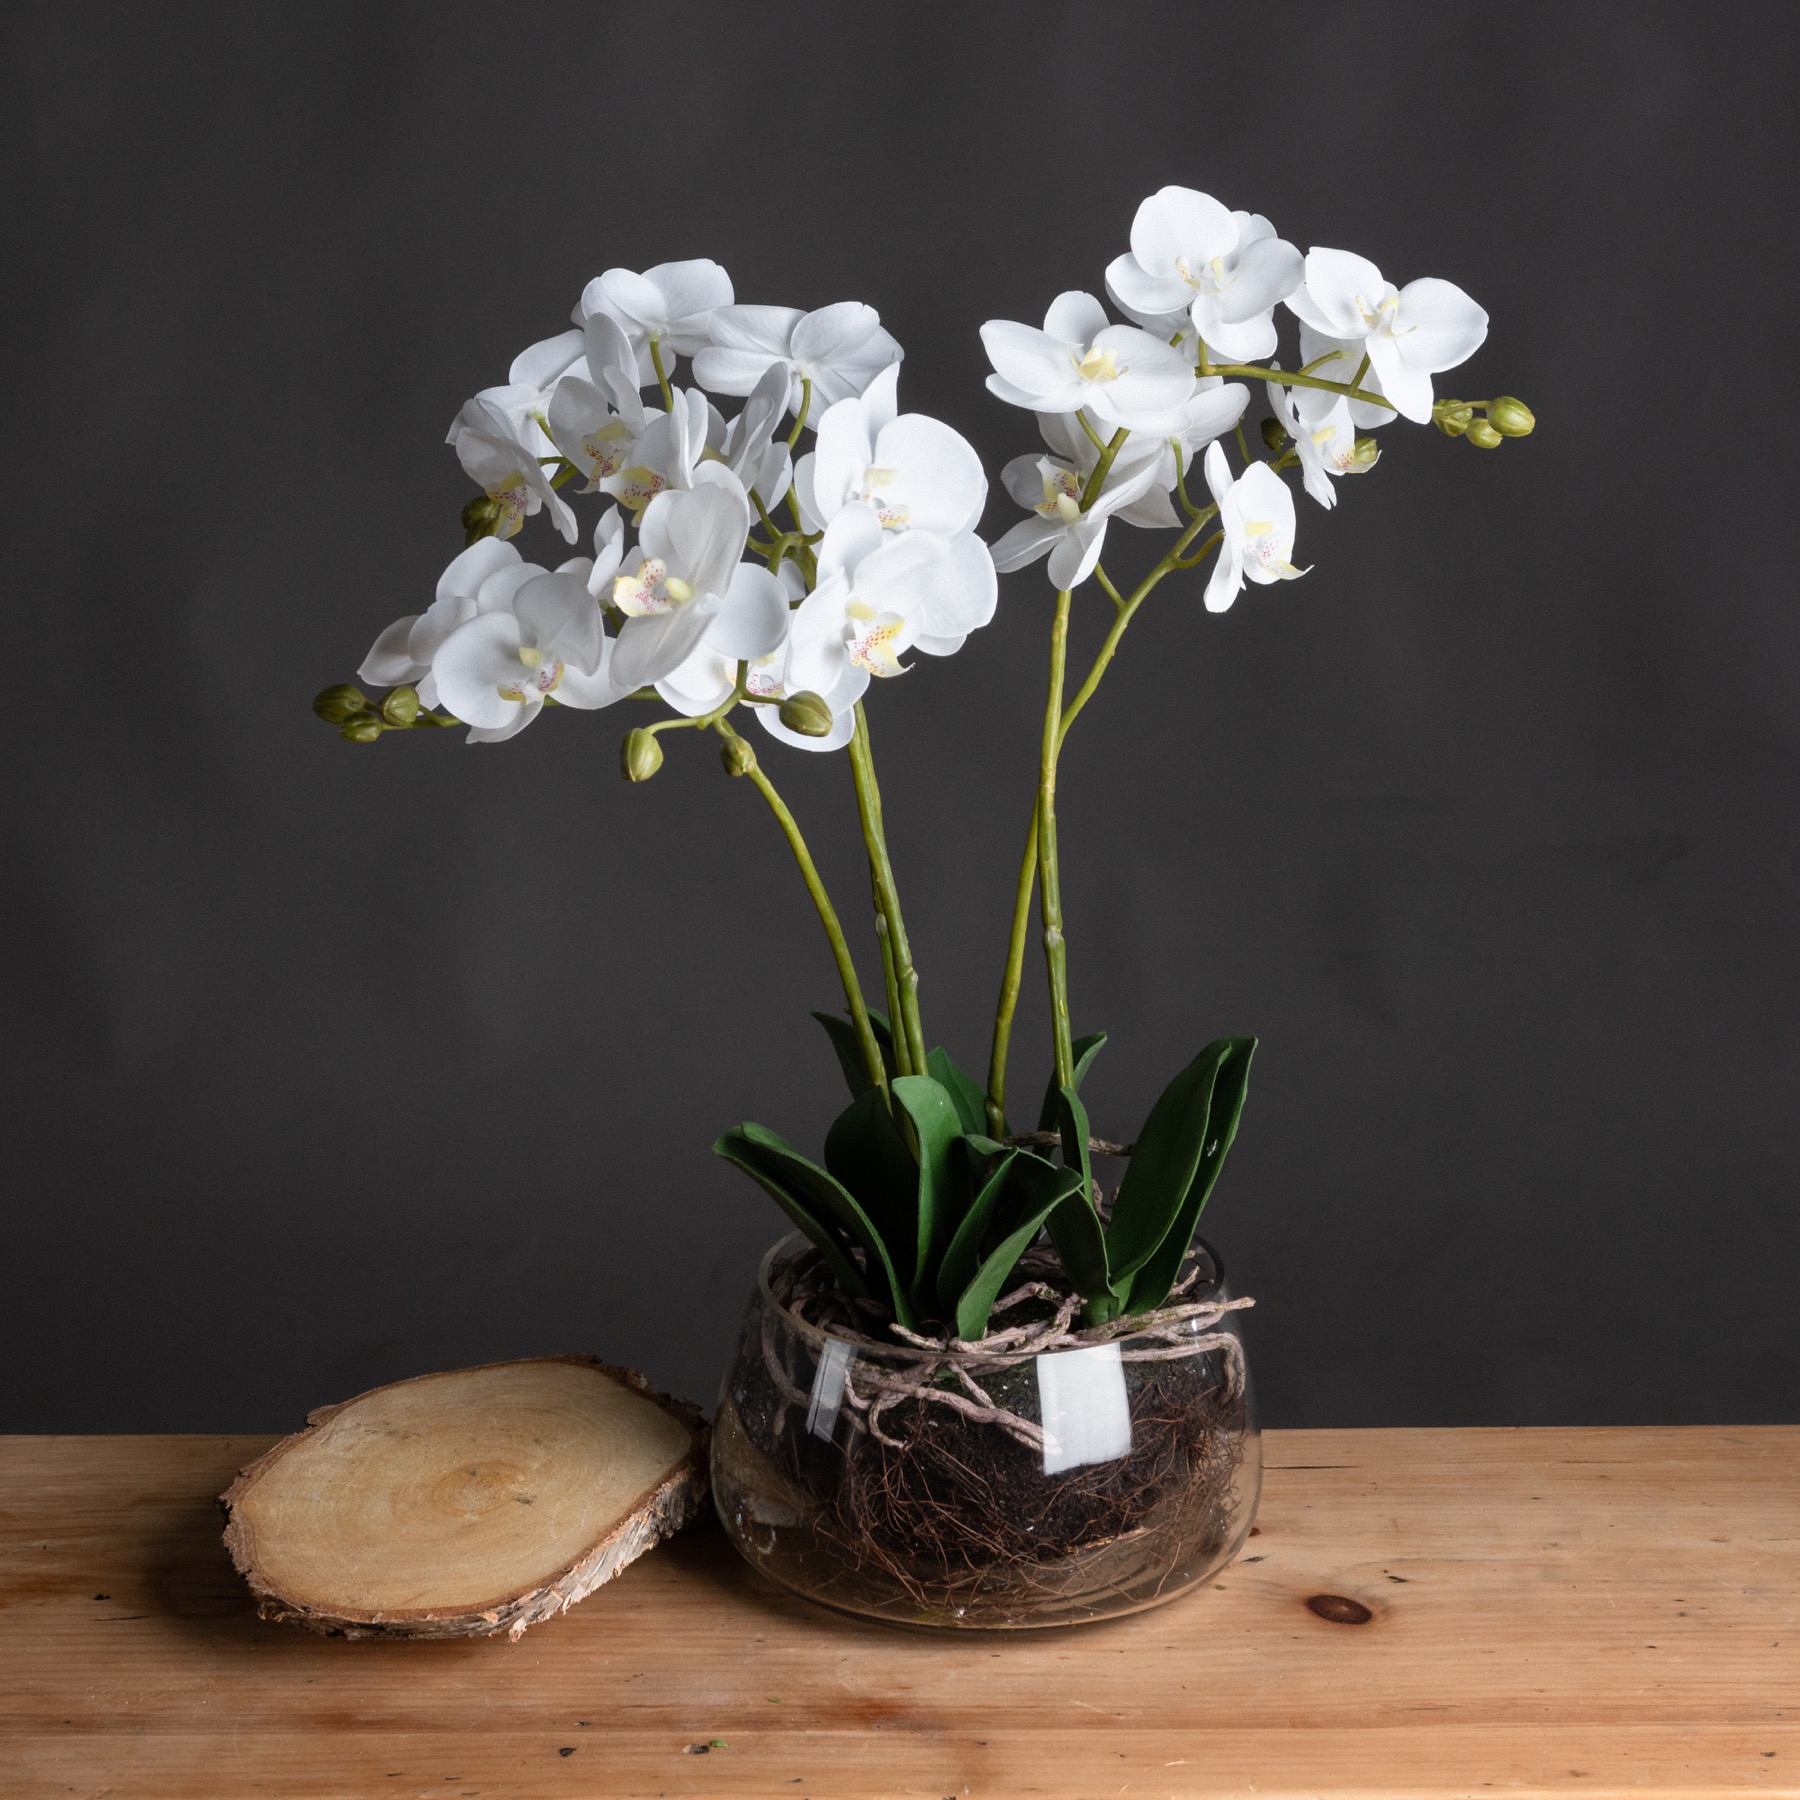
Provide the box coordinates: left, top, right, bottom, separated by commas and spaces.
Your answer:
220, 1356, 708, 1641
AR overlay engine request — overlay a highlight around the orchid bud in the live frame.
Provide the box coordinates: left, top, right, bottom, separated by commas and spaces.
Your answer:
719, 734, 758, 778
1487, 396, 1536, 438
339, 716, 383, 743
1432, 399, 1474, 438
461, 494, 503, 545
313, 684, 369, 724
1347, 436, 1381, 473
1465, 419, 1504, 450
621, 727, 663, 782
778, 691, 835, 738
380, 686, 420, 727
1260, 416, 1288, 452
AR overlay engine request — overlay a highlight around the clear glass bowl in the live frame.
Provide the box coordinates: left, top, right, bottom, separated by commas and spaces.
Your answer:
711, 1234, 1260, 1629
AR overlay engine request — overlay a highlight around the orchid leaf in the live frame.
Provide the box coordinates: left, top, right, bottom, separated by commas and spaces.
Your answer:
954, 1160, 1087, 1341
714, 1124, 915, 1320
1055, 1083, 1093, 1217
1106, 1037, 1254, 1293
1036, 1031, 1108, 1131
1045, 1177, 1111, 1307
1124, 1037, 1255, 1313
824, 1088, 916, 1280
889, 1075, 966, 1316
935, 1147, 1021, 1316
811, 1010, 876, 1101
926, 1046, 988, 1136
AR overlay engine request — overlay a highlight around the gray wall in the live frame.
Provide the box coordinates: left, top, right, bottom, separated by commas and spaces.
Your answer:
6, 2, 1796, 1431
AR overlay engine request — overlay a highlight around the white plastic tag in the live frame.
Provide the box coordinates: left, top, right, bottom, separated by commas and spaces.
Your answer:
1036, 1341, 1132, 1475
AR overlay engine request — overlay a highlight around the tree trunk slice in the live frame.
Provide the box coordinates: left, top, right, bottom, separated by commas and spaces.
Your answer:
220, 1356, 708, 1642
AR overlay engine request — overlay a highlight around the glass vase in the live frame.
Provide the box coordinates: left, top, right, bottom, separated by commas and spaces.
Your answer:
711, 1234, 1260, 1629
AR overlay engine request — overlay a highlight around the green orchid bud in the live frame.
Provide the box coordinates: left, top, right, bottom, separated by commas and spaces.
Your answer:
1348, 436, 1381, 473
1432, 399, 1474, 438
777, 690, 835, 738
720, 734, 758, 778
380, 686, 420, 727
621, 727, 663, 782
313, 684, 370, 725
1465, 419, 1504, 449
461, 494, 504, 545
339, 716, 383, 743
1259, 415, 1288, 452
1487, 395, 1536, 438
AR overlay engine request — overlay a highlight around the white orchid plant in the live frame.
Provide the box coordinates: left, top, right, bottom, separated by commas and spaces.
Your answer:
318, 186, 1530, 1339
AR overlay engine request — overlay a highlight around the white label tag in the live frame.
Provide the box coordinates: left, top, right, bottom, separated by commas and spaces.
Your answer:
806, 1337, 853, 1441
1036, 1342, 1132, 1475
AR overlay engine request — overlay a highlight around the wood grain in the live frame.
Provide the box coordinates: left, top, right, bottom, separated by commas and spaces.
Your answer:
219, 1358, 706, 1641
3, 1427, 1796, 1798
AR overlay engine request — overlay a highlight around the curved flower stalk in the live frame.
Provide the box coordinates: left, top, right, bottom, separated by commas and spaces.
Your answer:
316, 188, 1529, 1337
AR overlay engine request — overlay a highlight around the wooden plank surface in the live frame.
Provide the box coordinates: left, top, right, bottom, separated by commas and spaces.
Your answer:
1, 1427, 1795, 1798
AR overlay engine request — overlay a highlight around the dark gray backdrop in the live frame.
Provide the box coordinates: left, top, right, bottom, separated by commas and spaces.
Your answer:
5, 2, 1796, 1431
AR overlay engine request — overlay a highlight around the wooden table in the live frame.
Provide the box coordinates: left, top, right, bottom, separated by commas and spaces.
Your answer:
2, 1428, 1795, 1798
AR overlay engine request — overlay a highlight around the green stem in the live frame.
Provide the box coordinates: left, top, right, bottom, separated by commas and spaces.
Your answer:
785, 377, 814, 450
1037, 588, 1076, 1089
1210, 361, 1390, 410
722, 720, 886, 1095
847, 703, 927, 1078
648, 336, 675, 412
1078, 428, 1130, 512
985, 807, 1040, 1137
986, 499, 1229, 1123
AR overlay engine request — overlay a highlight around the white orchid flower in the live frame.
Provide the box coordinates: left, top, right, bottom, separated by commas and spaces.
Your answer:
717, 363, 795, 511
794, 363, 988, 538
1266, 376, 1370, 510
989, 409, 1181, 591
1285, 249, 1488, 425
981, 292, 1196, 433
448, 329, 587, 462
775, 505, 990, 742
577, 259, 733, 385
446, 396, 578, 544
432, 564, 617, 744
1200, 441, 1305, 613
606, 472, 788, 693
598, 388, 725, 519
1105, 187, 1302, 366
546, 313, 654, 491
692, 301, 902, 420
358, 538, 525, 710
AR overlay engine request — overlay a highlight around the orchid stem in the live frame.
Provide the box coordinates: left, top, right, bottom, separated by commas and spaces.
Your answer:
648, 336, 675, 413
985, 499, 1229, 1125
1037, 588, 1076, 1089
720, 719, 886, 1095
847, 703, 927, 1079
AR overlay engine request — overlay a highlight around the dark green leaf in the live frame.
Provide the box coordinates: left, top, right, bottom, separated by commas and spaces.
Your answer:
1055, 1084, 1093, 1215
714, 1125, 899, 1315
811, 1010, 876, 1102
823, 1088, 917, 1278
1045, 1177, 1111, 1303
934, 1147, 1020, 1316
890, 1075, 966, 1315
926, 1046, 989, 1136
1124, 1038, 1255, 1313
1036, 1031, 1108, 1131
1104, 1039, 1241, 1289
954, 1162, 1087, 1340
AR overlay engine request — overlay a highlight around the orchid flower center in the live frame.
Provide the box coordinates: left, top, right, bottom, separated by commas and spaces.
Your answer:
580, 421, 633, 481
486, 474, 532, 535
612, 557, 690, 616
1242, 520, 1301, 577
745, 655, 783, 698
1311, 422, 1356, 473
1035, 463, 1083, 524
1175, 253, 1230, 296
497, 643, 565, 704
1073, 343, 1122, 383
1355, 292, 1406, 337
856, 466, 911, 530
844, 600, 907, 678
610, 466, 671, 519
